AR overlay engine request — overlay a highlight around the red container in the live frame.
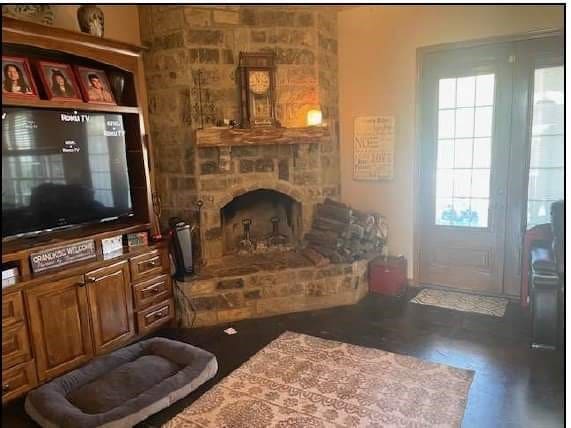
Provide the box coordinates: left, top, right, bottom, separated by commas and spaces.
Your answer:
368, 256, 408, 296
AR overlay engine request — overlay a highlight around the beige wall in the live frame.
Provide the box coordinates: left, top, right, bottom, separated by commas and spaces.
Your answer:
49, 6, 141, 45
338, 5, 563, 277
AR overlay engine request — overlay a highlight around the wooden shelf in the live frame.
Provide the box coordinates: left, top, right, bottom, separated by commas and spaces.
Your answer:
3, 98, 140, 115
2, 240, 168, 295
2, 221, 150, 257
2, 17, 145, 57
196, 126, 331, 147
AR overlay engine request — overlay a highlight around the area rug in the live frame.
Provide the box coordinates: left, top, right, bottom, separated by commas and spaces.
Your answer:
410, 288, 508, 317
163, 331, 474, 427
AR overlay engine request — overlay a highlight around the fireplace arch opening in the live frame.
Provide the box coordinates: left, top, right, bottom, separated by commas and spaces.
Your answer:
220, 189, 302, 255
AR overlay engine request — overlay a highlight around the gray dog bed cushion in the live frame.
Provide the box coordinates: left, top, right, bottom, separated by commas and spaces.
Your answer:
25, 337, 218, 428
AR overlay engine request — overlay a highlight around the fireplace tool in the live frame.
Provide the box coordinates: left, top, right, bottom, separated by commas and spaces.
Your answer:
238, 218, 255, 253
265, 216, 288, 248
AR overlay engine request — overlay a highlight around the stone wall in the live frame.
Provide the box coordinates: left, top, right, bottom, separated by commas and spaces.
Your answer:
175, 258, 369, 327
138, 5, 340, 226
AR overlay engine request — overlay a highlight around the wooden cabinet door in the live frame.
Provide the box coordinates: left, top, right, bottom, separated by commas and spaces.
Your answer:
85, 261, 135, 355
25, 275, 93, 382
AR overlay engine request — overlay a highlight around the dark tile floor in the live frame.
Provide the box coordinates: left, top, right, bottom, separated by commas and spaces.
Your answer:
3, 290, 564, 428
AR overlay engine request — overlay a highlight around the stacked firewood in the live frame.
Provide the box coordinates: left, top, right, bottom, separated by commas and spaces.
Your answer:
302, 198, 387, 264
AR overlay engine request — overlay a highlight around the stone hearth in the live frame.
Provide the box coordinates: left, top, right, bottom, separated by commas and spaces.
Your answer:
175, 252, 372, 327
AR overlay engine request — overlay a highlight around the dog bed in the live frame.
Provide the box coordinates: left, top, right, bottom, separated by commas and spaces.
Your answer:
25, 337, 218, 428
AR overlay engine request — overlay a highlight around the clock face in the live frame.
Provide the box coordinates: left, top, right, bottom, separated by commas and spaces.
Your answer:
248, 71, 270, 95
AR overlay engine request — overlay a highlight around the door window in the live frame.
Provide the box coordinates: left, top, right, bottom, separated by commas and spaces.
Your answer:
526, 66, 564, 228
435, 74, 495, 227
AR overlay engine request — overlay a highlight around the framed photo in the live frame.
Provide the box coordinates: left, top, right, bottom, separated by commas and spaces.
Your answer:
2, 56, 38, 98
75, 66, 116, 105
37, 61, 82, 101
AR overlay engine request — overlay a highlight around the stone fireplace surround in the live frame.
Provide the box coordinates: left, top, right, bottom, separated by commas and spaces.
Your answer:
195, 126, 334, 263
175, 126, 376, 327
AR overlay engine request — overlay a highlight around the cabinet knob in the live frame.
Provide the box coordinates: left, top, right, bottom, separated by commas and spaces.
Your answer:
86, 276, 96, 284
2, 383, 10, 393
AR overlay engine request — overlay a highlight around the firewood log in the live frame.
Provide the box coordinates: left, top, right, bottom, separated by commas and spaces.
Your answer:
316, 203, 352, 223
302, 247, 330, 266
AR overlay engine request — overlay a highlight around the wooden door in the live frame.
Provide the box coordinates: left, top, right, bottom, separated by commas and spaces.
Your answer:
25, 275, 93, 382
417, 43, 513, 294
502, 35, 563, 296
85, 261, 135, 355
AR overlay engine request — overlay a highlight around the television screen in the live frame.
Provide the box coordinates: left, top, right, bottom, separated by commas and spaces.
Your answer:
2, 107, 133, 238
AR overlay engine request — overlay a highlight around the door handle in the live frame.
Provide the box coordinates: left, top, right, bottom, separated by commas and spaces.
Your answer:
85, 271, 121, 284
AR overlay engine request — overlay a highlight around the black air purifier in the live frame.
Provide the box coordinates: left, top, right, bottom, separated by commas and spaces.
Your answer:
169, 217, 194, 278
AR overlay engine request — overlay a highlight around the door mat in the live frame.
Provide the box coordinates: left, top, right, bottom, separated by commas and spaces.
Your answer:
164, 331, 474, 427
410, 288, 509, 317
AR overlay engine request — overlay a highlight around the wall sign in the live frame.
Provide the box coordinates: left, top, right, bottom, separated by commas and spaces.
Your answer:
30, 239, 96, 273
353, 116, 395, 180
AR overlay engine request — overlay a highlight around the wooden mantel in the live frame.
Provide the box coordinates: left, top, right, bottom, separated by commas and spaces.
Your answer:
196, 126, 330, 147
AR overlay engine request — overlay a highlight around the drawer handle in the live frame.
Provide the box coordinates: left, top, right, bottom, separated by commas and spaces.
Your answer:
146, 307, 168, 322
144, 259, 161, 269
141, 282, 164, 294
2, 383, 10, 393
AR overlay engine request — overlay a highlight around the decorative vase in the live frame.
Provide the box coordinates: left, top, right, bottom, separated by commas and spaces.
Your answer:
77, 5, 104, 37
108, 72, 125, 104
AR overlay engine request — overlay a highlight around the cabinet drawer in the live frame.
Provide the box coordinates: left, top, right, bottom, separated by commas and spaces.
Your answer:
133, 274, 172, 310
2, 291, 25, 328
2, 359, 38, 403
129, 250, 166, 282
136, 299, 174, 335
2, 322, 32, 370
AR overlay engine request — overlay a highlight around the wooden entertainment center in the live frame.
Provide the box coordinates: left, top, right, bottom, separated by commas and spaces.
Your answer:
1, 18, 173, 403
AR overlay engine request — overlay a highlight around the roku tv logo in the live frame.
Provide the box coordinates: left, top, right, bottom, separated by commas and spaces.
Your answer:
60, 112, 90, 122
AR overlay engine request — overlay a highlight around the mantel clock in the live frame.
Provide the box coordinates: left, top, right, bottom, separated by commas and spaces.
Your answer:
237, 52, 277, 128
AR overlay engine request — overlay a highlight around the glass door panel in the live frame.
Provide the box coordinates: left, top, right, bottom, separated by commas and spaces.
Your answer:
526, 65, 564, 228
435, 73, 495, 228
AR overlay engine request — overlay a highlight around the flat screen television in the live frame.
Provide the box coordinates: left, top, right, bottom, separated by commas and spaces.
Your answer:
2, 107, 133, 239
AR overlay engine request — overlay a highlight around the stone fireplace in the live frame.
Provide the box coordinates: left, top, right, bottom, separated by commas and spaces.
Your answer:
195, 126, 332, 265
139, 6, 375, 327
169, 126, 375, 327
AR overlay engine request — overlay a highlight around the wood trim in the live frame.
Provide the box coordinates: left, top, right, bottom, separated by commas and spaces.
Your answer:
2, 17, 145, 57
3, 97, 140, 114
416, 28, 563, 56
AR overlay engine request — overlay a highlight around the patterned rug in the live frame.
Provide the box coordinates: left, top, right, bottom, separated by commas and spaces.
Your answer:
164, 331, 474, 427
410, 288, 508, 317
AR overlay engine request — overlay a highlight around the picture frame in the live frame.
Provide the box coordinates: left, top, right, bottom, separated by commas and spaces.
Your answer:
36, 61, 82, 101
2, 56, 39, 99
74, 66, 117, 105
